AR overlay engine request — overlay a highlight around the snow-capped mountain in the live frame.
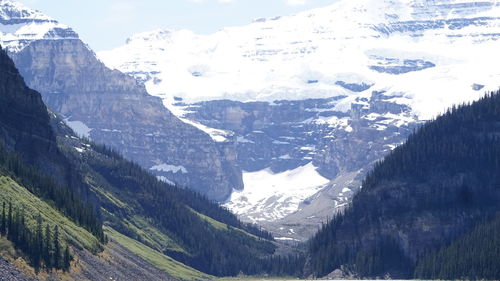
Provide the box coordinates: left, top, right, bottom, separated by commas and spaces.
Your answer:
98, 0, 500, 240
0, 0, 78, 52
100, 0, 499, 119
0, 0, 244, 202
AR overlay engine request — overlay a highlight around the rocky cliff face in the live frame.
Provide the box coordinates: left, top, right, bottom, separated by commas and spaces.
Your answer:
0, 0, 242, 201
8, 39, 242, 201
184, 91, 418, 239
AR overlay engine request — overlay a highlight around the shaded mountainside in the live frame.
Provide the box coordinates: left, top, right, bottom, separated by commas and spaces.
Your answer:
306, 90, 500, 279
57, 132, 277, 277
0, 44, 105, 278
414, 215, 500, 280
0, 42, 64, 182
0, 45, 280, 279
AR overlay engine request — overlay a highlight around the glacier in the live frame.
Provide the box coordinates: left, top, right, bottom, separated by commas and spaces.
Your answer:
99, 0, 500, 120
224, 162, 330, 222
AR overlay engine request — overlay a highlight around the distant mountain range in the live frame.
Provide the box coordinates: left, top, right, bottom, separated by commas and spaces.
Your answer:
0, 0, 499, 279
98, 0, 500, 239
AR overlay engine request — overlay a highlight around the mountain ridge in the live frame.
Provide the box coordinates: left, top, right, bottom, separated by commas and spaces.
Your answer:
99, 0, 500, 116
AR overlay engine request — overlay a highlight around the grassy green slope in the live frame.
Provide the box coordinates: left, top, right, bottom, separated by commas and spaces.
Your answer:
104, 226, 211, 281
190, 208, 260, 240
0, 176, 100, 252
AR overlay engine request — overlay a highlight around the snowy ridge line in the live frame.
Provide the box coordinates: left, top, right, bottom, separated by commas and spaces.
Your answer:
99, 0, 500, 121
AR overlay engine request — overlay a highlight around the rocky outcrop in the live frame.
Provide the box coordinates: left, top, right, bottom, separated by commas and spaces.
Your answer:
7, 38, 242, 201
183, 92, 416, 177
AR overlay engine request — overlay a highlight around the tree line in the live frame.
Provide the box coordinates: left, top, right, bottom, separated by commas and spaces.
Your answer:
0, 143, 104, 242
90, 141, 273, 241
0, 200, 71, 271
414, 215, 500, 280
86, 141, 306, 276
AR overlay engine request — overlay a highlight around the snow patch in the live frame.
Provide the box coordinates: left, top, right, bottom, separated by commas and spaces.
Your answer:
236, 136, 254, 143
275, 237, 300, 241
180, 118, 232, 142
224, 162, 330, 222
64, 119, 92, 138
157, 176, 176, 185
150, 163, 188, 174
0, 1, 78, 52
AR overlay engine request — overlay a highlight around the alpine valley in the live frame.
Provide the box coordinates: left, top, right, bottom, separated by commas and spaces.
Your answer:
0, 0, 499, 280
99, 0, 500, 240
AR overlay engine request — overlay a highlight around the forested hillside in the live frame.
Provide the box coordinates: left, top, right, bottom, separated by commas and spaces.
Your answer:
0, 44, 105, 274
307, 90, 500, 279
61, 135, 278, 276
0, 44, 284, 279
414, 215, 500, 279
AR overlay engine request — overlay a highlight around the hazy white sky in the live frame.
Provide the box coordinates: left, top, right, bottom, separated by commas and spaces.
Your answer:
19, 0, 338, 51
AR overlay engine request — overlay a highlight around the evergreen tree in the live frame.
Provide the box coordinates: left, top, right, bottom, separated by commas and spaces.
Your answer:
63, 245, 71, 272
7, 202, 12, 240
0, 144, 104, 242
43, 224, 51, 269
0, 202, 5, 236
0, 201, 73, 272
18, 210, 26, 250
415, 216, 500, 280
11, 207, 20, 244
34, 214, 43, 270
53, 225, 60, 269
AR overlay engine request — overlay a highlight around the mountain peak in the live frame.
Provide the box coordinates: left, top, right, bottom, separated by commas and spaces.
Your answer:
0, 0, 54, 23
0, 0, 78, 52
